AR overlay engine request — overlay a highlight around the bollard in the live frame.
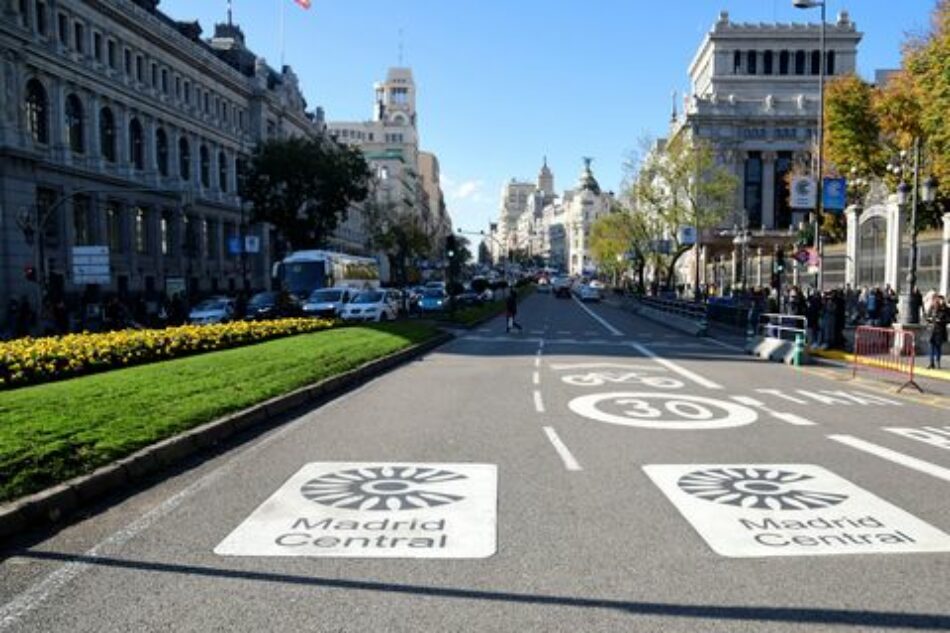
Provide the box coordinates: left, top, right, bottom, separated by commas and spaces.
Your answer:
793, 333, 805, 366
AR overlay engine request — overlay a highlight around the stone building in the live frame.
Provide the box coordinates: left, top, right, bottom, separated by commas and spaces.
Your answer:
0, 0, 326, 317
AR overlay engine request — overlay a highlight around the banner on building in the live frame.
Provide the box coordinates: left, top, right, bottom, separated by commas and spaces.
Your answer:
71, 246, 111, 285
790, 177, 817, 209
823, 177, 847, 211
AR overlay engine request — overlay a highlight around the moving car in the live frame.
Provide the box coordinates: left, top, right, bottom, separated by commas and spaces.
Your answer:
418, 288, 449, 313
576, 283, 601, 302
244, 291, 303, 321
537, 277, 552, 293
188, 298, 235, 325
552, 277, 572, 299
339, 290, 398, 322
302, 288, 353, 319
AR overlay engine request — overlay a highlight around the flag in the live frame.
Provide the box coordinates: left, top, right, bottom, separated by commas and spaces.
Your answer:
294, 0, 311, 8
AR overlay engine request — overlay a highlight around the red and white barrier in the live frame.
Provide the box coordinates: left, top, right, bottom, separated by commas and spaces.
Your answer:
852, 326, 921, 393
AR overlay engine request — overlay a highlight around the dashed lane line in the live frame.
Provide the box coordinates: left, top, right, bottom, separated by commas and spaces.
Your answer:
533, 390, 546, 413
629, 342, 724, 390
532, 371, 540, 385
543, 427, 583, 471
829, 434, 950, 483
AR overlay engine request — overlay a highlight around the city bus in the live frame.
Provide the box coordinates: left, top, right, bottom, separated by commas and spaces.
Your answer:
273, 250, 381, 298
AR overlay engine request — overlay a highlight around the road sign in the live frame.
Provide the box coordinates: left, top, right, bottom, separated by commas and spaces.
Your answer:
215, 462, 497, 559
644, 464, 950, 558
790, 177, 817, 209
227, 237, 242, 255
244, 235, 261, 254
823, 177, 847, 211
678, 226, 697, 246
71, 245, 110, 285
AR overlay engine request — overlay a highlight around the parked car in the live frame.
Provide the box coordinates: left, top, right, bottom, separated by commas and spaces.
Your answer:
339, 290, 398, 322
243, 291, 303, 321
418, 288, 449, 313
302, 288, 353, 319
188, 298, 235, 325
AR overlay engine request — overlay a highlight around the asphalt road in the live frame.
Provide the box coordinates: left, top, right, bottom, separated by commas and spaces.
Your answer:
2, 292, 949, 632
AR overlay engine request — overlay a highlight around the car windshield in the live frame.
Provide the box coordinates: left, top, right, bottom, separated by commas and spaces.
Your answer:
423, 289, 445, 298
309, 290, 342, 302
194, 300, 228, 312
352, 292, 383, 304
249, 293, 277, 306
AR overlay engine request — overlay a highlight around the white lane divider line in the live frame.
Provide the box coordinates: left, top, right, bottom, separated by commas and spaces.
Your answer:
532, 371, 540, 385
533, 390, 546, 413
829, 434, 950, 483
534, 356, 541, 368
543, 427, 583, 471
731, 396, 818, 426
571, 297, 624, 336
629, 342, 723, 390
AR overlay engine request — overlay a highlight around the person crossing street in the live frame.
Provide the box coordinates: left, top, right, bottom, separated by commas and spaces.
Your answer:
505, 288, 523, 333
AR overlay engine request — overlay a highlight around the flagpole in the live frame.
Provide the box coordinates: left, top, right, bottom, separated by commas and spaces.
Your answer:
279, 0, 286, 69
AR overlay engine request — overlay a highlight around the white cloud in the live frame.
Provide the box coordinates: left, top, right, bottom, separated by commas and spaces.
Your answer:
454, 180, 482, 200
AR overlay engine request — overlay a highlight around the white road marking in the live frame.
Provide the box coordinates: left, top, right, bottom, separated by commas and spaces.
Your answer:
534, 357, 541, 368
543, 427, 583, 471
532, 371, 540, 385
571, 297, 624, 336
731, 396, 818, 427
828, 435, 950, 483
550, 362, 665, 372
533, 390, 545, 413
702, 337, 745, 352
569, 392, 757, 430
629, 342, 723, 390
756, 389, 809, 405
0, 382, 374, 630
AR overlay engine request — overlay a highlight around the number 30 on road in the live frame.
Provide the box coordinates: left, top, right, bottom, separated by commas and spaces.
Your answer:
567, 392, 758, 430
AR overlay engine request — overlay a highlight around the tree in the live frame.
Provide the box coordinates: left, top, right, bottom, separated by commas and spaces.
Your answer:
633, 136, 738, 290
477, 241, 492, 266
589, 210, 640, 286
362, 195, 431, 286
240, 136, 370, 250
824, 74, 887, 179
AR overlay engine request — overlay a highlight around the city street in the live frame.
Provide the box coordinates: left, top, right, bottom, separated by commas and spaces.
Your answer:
2, 293, 949, 632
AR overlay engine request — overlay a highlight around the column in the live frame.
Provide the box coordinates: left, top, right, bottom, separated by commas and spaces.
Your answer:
88, 93, 101, 170
116, 106, 130, 174
144, 116, 158, 183
756, 247, 764, 287
761, 151, 777, 229
941, 212, 950, 297
844, 204, 860, 289
885, 199, 904, 292
50, 77, 67, 163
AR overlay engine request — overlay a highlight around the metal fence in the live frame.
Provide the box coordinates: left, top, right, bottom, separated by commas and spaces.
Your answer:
852, 326, 921, 393
756, 313, 808, 342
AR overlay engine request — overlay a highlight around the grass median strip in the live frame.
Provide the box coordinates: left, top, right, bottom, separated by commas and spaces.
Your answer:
0, 322, 440, 503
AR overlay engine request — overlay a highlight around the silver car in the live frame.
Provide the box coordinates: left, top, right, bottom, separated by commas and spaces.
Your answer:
303, 288, 353, 319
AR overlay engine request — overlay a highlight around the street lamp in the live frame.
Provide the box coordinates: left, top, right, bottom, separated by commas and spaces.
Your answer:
891, 138, 939, 325
732, 221, 751, 292
793, 0, 826, 291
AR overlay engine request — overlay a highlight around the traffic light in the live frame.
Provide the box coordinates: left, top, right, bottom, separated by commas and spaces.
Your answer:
774, 249, 786, 274
445, 235, 457, 259
23, 265, 36, 282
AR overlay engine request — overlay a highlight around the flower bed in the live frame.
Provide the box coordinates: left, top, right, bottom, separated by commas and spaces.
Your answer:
0, 318, 334, 389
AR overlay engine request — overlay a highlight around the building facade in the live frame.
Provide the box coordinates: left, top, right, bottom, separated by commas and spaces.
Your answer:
0, 0, 326, 317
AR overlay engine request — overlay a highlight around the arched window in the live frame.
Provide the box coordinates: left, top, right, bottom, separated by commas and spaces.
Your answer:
218, 151, 228, 192
199, 145, 210, 187
733, 50, 742, 74
826, 50, 836, 75
179, 137, 190, 180
99, 107, 116, 162
763, 51, 774, 75
65, 94, 84, 154
779, 51, 790, 75
156, 128, 168, 176
747, 50, 757, 75
129, 117, 144, 170
794, 50, 806, 75
24, 79, 49, 144
810, 50, 821, 75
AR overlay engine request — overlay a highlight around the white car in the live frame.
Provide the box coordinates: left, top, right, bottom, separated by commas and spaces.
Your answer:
303, 288, 353, 319
576, 284, 601, 302
339, 290, 399, 323
188, 298, 235, 325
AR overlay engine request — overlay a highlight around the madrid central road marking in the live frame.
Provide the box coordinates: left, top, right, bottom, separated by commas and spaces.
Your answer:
645, 464, 950, 558
215, 463, 497, 559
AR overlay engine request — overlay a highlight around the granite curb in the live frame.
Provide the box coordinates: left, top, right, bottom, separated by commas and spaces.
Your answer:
0, 330, 453, 541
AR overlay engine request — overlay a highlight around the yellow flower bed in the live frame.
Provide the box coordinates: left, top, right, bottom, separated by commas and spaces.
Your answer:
0, 318, 334, 389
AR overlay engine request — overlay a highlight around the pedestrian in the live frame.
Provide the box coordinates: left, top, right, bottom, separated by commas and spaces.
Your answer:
926, 295, 948, 370
505, 289, 522, 333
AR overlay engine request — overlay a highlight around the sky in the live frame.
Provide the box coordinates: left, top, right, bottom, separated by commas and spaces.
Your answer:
162, 0, 938, 236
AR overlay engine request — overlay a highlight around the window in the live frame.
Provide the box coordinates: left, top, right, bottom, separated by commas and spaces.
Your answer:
73, 195, 91, 245
161, 69, 168, 93
57, 13, 68, 46
779, 50, 789, 75
179, 137, 190, 180
24, 78, 49, 144
184, 81, 190, 104
107, 39, 115, 68
129, 117, 144, 170
826, 50, 836, 75
795, 50, 806, 75
390, 87, 409, 104
155, 128, 168, 176
810, 50, 821, 75
73, 21, 83, 54
774, 152, 794, 229
106, 203, 122, 252
744, 152, 763, 229
747, 50, 757, 75
134, 206, 148, 254
235, 157, 248, 194
199, 145, 210, 187
221, 102, 228, 124
184, 214, 198, 257
175, 76, 181, 98
36, 2, 47, 35
160, 212, 169, 256
123, 48, 131, 75
99, 107, 115, 162
238, 110, 245, 130
65, 93, 84, 154
93, 32, 102, 61
151, 63, 157, 87
218, 152, 228, 192
135, 55, 143, 82
763, 50, 773, 75
205, 219, 217, 259
203, 91, 209, 114
18, 0, 30, 28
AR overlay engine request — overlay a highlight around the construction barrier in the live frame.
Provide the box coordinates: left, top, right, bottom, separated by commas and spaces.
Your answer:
852, 326, 921, 392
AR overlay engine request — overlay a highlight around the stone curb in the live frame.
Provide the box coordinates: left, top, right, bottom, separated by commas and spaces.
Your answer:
0, 331, 453, 541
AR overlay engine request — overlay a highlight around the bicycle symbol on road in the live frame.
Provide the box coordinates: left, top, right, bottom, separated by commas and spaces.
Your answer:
551, 363, 685, 390
568, 392, 758, 430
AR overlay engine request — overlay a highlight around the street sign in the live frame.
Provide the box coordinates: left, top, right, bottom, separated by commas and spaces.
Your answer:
678, 226, 697, 246
71, 245, 110, 285
244, 235, 261, 254
644, 464, 950, 558
790, 177, 817, 209
227, 237, 242, 255
823, 177, 847, 211
215, 462, 497, 559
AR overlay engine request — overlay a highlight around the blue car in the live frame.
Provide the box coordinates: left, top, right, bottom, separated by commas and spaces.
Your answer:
418, 289, 449, 313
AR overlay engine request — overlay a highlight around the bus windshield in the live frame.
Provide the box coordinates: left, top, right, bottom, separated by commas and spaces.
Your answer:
282, 261, 326, 296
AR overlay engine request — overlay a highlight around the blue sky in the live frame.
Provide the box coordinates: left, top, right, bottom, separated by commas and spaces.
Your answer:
163, 0, 937, 235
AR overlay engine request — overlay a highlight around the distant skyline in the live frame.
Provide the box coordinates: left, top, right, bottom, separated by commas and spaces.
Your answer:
163, 0, 938, 235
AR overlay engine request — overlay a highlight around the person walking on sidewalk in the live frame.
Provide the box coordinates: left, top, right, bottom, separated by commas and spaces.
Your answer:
505, 289, 523, 333
926, 295, 948, 370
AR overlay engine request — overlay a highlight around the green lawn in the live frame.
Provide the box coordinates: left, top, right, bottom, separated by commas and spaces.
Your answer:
0, 322, 440, 503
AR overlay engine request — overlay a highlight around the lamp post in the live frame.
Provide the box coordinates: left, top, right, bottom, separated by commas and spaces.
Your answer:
732, 220, 751, 292
891, 138, 938, 325
793, 0, 826, 291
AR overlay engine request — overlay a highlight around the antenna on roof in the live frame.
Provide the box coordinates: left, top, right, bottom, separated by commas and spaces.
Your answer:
227, 0, 233, 26
398, 28, 405, 65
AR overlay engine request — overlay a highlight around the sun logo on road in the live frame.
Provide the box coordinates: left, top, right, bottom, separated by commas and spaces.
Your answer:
677, 468, 849, 511
300, 466, 467, 511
